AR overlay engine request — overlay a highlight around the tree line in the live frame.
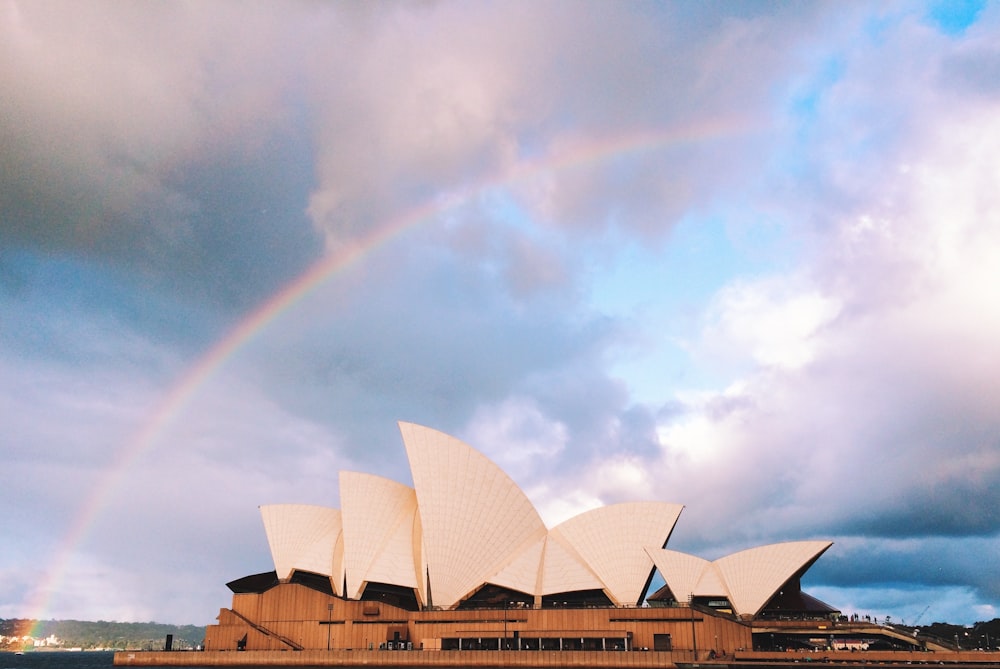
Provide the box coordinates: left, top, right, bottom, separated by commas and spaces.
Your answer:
0, 619, 206, 651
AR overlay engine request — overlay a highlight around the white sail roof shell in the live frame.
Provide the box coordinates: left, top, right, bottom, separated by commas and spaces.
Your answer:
253, 422, 833, 616
715, 540, 832, 617
647, 540, 833, 617
260, 504, 342, 587
483, 531, 548, 596
399, 421, 548, 608
551, 501, 683, 606
642, 548, 710, 602
540, 532, 606, 595
339, 471, 419, 599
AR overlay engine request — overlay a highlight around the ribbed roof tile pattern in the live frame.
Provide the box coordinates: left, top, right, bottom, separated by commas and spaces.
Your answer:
694, 564, 727, 598
260, 504, 342, 584
715, 540, 832, 617
399, 421, 548, 607
647, 540, 832, 618
339, 471, 419, 599
641, 549, 709, 603
253, 422, 829, 617
540, 533, 605, 595
551, 502, 683, 605
483, 531, 547, 596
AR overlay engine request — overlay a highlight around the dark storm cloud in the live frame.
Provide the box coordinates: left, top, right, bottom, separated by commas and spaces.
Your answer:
1, 123, 321, 314
160, 132, 321, 309
0, 1, 320, 313
836, 452, 1000, 539
810, 536, 1000, 602
0, 251, 222, 363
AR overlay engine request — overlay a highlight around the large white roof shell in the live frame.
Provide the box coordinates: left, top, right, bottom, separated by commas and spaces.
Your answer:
551, 501, 683, 606
483, 531, 548, 596
339, 471, 419, 600
399, 421, 548, 607
540, 532, 606, 596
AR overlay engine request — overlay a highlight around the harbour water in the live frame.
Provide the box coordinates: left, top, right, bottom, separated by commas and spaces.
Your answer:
1, 653, 115, 669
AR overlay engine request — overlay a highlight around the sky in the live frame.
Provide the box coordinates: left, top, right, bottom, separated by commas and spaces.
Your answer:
2, 0, 999, 628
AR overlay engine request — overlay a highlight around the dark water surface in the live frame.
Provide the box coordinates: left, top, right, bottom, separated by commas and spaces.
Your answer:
0, 652, 409, 669
0, 652, 116, 669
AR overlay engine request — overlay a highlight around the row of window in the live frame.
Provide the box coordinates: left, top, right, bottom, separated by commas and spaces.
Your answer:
438, 636, 634, 651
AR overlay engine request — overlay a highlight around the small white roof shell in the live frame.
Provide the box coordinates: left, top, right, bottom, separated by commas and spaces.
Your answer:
260, 504, 342, 584
551, 501, 683, 605
715, 540, 832, 617
647, 540, 833, 617
643, 548, 711, 602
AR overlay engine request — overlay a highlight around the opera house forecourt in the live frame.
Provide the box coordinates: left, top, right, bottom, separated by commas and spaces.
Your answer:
116, 423, 1000, 667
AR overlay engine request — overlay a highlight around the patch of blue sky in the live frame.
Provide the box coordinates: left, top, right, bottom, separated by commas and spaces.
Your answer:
477, 185, 802, 407
471, 186, 572, 269
1, 249, 219, 360
925, 0, 985, 36
474, 186, 535, 233
790, 55, 845, 121
587, 212, 795, 407
782, 54, 845, 167
756, 53, 846, 204
586, 217, 745, 321
862, 6, 901, 46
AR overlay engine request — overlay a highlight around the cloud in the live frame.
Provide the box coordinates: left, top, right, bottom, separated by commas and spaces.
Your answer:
602, 14, 1000, 621
0, 1, 320, 309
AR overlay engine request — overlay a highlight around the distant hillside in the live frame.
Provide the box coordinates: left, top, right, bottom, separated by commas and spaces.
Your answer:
911, 619, 1000, 651
0, 619, 205, 651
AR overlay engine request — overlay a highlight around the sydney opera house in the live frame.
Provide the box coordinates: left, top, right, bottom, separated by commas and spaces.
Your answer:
193, 422, 859, 659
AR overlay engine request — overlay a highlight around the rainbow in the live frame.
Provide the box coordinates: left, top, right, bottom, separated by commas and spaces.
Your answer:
25, 115, 751, 628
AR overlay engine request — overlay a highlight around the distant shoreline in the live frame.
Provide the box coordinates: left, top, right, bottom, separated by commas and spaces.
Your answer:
113, 648, 1000, 669
4, 647, 117, 652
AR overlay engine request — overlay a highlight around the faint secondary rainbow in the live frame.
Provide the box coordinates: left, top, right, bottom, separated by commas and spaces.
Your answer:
26, 115, 752, 626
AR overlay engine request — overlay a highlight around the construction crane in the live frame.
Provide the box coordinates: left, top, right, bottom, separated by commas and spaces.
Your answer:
912, 605, 931, 626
